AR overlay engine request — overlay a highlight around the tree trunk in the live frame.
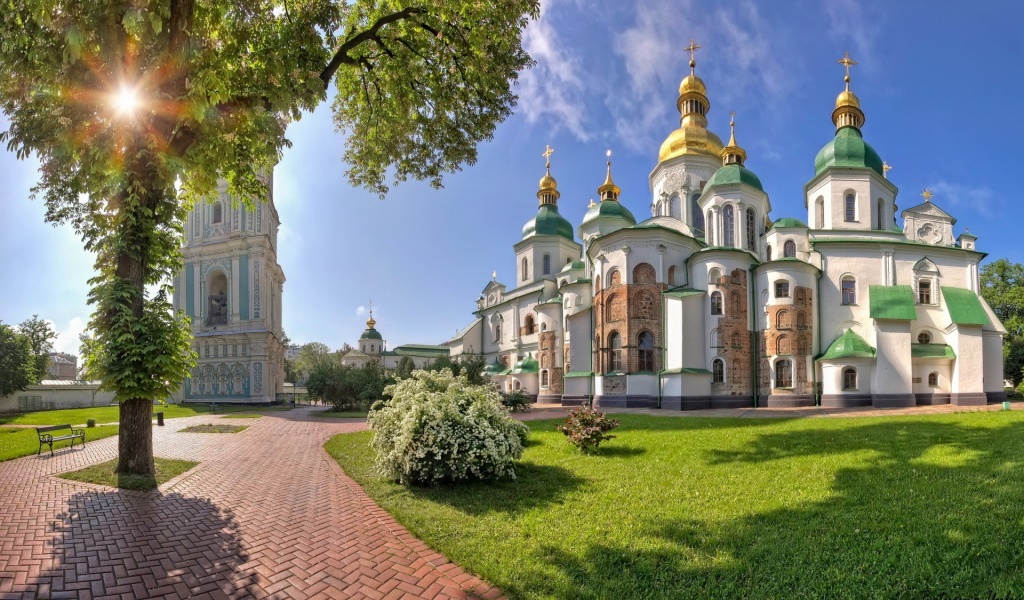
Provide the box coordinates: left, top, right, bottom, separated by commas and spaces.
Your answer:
117, 397, 155, 474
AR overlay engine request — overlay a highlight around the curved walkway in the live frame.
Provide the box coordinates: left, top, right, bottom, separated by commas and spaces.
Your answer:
0, 408, 503, 599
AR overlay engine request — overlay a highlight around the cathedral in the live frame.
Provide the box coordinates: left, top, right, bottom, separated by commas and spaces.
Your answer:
172, 175, 287, 404
448, 49, 1006, 410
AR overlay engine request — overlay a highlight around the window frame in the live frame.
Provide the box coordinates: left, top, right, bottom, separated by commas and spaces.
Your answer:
918, 279, 933, 305
723, 204, 735, 248
775, 281, 790, 298
842, 367, 858, 390
637, 331, 655, 372
543, 253, 551, 275
783, 240, 796, 258
928, 372, 939, 387
918, 331, 932, 344
607, 331, 624, 373
746, 208, 757, 251
710, 291, 723, 315
712, 358, 725, 383
841, 276, 856, 305
775, 359, 793, 388
845, 193, 856, 222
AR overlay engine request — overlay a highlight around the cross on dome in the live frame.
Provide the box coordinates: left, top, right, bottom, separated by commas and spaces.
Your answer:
684, 39, 701, 72
542, 144, 554, 168
883, 161, 892, 178
921, 188, 933, 202
838, 51, 858, 89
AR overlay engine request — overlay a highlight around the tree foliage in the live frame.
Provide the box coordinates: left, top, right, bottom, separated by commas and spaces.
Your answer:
0, 0, 537, 474
394, 355, 416, 379
305, 361, 394, 411
17, 314, 57, 383
293, 341, 338, 383
425, 353, 487, 385
0, 322, 37, 396
981, 259, 1024, 386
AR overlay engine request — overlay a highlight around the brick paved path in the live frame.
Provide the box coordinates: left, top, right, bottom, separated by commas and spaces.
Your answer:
0, 408, 504, 599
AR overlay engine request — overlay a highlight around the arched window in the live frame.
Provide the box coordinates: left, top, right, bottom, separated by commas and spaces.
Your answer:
522, 257, 529, 281
723, 205, 735, 247
918, 331, 932, 344
706, 210, 714, 245
710, 328, 720, 348
783, 240, 796, 258
928, 372, 939, 387
609, 269, 621, 286
638, 331, 655, 372
766, 245, 773, 261
669, 194, 681, 219
712, 358, 724, 383
608, 332, 623, 372
918, 280, 933, 304
877, 198, 884, 230
711, 291, 723, 315
841, 276, 856, 305
845, 193, 856, 222
541, 322, 547, 331
796, 288, 806, 303
777, 310, 791, 329
605, 294, 618, 322
746, 208, 756, 250
842, 367, 857, 390
633, 263, 656, 284
524, 315, 536, 335
796, 311, 806, 329
692, 193, 704, 237
206, 272, 228, 326
816, 197, 825, 228
775, 281, 790, 298
541, 370, 549, 388
668, 266, 677, 286
776, 359, 793, 387
495, 322, 502, 343
777, 335, 790, 355
708, 268, 722, 285
212, 202, 223, 224
543, 254, 551, 275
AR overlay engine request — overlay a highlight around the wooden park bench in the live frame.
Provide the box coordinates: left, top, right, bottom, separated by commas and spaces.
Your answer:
36, 424, 86, 457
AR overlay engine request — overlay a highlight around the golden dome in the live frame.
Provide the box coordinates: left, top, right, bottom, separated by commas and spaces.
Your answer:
658, 124, 724, 162
678, 73, 707, 97
835, 89, 860, 109
539, 172, 557, 191
366, 316, 376, 329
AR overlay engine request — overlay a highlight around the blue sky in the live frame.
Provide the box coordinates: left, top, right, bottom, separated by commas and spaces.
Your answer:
2, 0, 1023, 354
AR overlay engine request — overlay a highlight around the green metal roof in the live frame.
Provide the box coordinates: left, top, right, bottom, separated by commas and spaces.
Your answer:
661, 367, 713, 375
563, 371, 594, 378
704, 163, 764, 193
663, 287, 705, 298
911, 344, 956, 359
483, 359, 507, 375
560, 260, 586, 273
393, 345, 450, 357
582, 199, 637, 226
510, 354, 539, 374
522, 204, 575, 241
820, 329, 876, 360
360, 328, 383, 340
814, 126, 885, 177
943, 287, 990, 326
869, 285, 916, 320
769, 217, 807, 230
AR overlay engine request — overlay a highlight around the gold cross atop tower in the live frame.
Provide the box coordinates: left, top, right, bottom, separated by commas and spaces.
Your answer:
542, 144, 554, 168
882, 161, 892, 179
684, 39, 701, 73
921, 188, 933, 202
838, 51, 857, 90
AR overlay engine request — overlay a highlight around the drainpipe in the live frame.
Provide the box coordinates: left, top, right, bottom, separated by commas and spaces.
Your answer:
814, 267, 823, 406
750, 263, 759, 408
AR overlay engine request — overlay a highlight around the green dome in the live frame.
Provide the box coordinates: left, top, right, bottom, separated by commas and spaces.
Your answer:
814, 126, 884, 177
560, 260, 586, 273
820, 329, 876, 360
511, 354, 538, 374
769, 217, 807, 230
582, 200, 637, 226
361, 328, 383, 340
523, 204, 574, 241
704, 163, 764, 193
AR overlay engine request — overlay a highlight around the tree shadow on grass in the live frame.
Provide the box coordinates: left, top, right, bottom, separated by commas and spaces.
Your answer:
589, 444, 645, 458
529, 418, 1024, 599
406, 461, 585, 516
31, 490, 261, 597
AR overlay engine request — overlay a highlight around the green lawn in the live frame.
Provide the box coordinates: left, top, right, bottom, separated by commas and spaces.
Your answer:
316, 409, 370, 419
0, 402, 288, 426
327, 412, 1024, 599
0, 425, 119, 462
180, 424, 248, 433
60, 457, 198, 490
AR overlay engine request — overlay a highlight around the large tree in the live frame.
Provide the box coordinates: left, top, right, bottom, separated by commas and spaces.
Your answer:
0, 322, 37, 397
0, 0, 537, 474
981, 259, 1024, 387
18, 314, 58, 383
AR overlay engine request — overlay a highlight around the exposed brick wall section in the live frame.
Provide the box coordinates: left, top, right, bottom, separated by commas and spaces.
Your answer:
760, 285, 815, 396
539, 331, 563, 394
713, 268, 751, 396
594, 264, 666, 374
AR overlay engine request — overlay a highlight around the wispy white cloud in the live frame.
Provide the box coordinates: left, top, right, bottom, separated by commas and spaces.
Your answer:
517, 0, 590, 140
825, 0, 879, 74
51, 317, 86, 355
355, 305, 368, 317
926, 180, 1001, 219
609, 0, 790, 153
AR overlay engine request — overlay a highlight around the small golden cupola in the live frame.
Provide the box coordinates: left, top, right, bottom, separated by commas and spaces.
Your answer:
833, 51, 865, 130
597, 149, 621, 201
721, 112, 747, 166
537, 144, 560, 206
658, 39, 724, 162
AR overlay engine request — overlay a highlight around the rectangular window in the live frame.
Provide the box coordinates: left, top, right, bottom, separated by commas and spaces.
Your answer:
841, 279, 856, 305
776, 360, 792, 388
918, 280, 932, 304
845, 194, 856, 222
543, 254, 551, 275
775, 281, 790, 298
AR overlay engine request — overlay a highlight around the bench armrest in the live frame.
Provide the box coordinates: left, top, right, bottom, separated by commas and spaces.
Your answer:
72, 428, 86, 437
38, 434, 53, 443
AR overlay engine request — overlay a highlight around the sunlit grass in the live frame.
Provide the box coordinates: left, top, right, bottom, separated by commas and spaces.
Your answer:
60, 457, 197, 491
0, 425, 119, 462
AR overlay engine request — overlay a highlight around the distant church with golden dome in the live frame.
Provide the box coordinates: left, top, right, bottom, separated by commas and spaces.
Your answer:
448, 45, 1006, 409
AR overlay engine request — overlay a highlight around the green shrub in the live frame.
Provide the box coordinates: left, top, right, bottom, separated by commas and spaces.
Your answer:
501, 389, 531, 413
368, 369, 529, 486
557, 407, 620, 453
86, 418, 96, 428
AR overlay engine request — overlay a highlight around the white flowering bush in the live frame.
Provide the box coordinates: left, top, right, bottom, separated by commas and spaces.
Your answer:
367, 369, 530, 486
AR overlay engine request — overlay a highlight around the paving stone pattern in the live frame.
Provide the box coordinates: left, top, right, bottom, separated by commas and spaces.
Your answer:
0, 408, 505, 599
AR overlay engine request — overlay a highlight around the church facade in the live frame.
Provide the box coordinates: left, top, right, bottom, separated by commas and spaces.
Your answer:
172, 175, 287, 404
448, 51, 1006, 410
